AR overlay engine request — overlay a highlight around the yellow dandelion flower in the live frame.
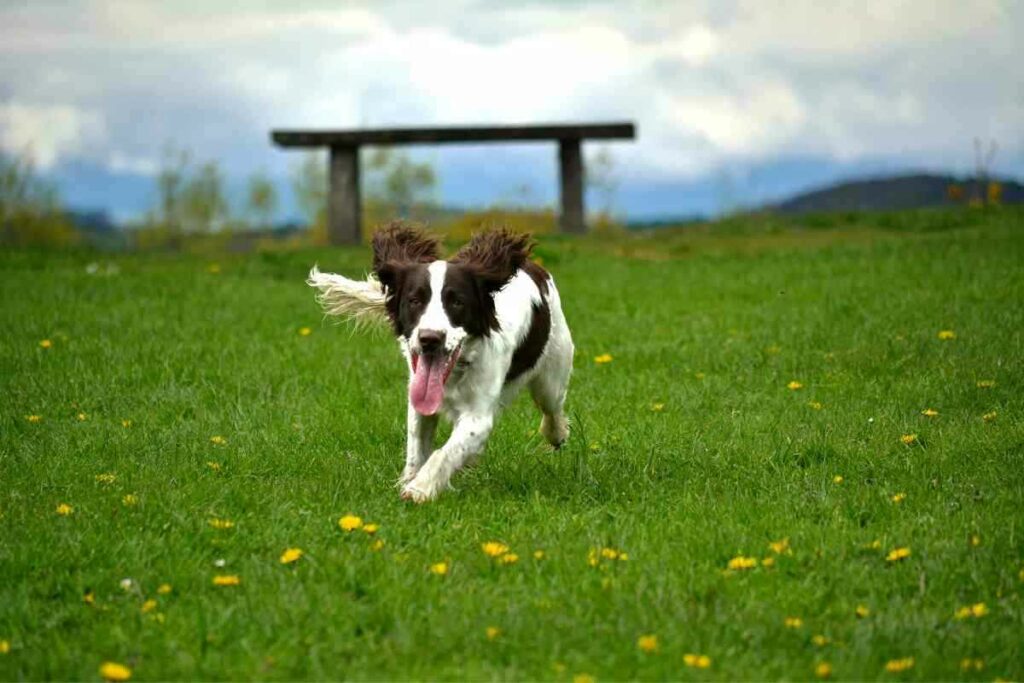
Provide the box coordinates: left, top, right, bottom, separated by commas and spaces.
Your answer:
40, 339, 53, 349
56, 503, 73, 516
371, 539, 385, 551
812, 635, 829, 646
976, 379, 995, 388
482, 541, 509, 557
486, 626, 501, 640
208, 518, 234, 530
921, 408, 939, 417
787, 380, 803, 390
727, 555, 758, 570
587, 548, 600, 567
833, 475, 844, 484
362, 523, 380, 535
0, 639, 10, 654
430, 562, 448, 576
121, 419, 132, 428
971, 602, 988, 618
593, 353, 613, 364
867, 539, 882, 550
960, 658, 984, 672
573, 674, 595, 683
970, 534, 981, 547
761, 556, 776, 567
212, 575, 240, 586
768, 538, 790, 555
299, 327, 312, 336
83, 590, 95, 605
600, 547, 619, 560
157, 584, 172, 595
900, 434, 918, 445
209, 435, 227, 445
141, 599, 157, 613
815, 662, 832, 679
95, 473, 116, 484
937, 330, 956, 340
618, 552, 629, 561
808, 401, 823, 410
205, 461, 222, 472
891, 492, 906, 504
122, 494, 138, 507
650, 402, 665, 412
77, 412, 88, 421
280, 548, 303, 564
637, 634, 659, 653
26, 414, 42, 423
885, 657, 914, 673
338, 514, 363, 532
784, 617, 803, 629
982, 411, 997, 422
954, 606, 972, 620
533, 550, 545, 560
683, 653, 711, 669
499, 553, 519, 565
207, 263, 221, 274
886, 547, 911, 562
855, 605, 871, 618
99, 661, 132, 681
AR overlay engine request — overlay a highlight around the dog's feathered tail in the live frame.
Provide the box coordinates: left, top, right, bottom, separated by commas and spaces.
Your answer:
307, 266, 388, 328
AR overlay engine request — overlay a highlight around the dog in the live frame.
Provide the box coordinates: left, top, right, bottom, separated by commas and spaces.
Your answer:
307, 222, 574, 502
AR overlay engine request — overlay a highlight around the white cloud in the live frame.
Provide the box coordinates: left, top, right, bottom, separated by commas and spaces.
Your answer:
0, 101, 104, 169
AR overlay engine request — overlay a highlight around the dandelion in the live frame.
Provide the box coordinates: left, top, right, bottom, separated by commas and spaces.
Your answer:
157, 584, 172, 595
83, 590, 95, 605
855, 605, 871, 618
26, 414, 42, 423
299, 327, 312, 336
77, 412, 88, 421
886, 547, 911, 562
362, 523, 379, 535
99, 661, 132, 681
486, 626, 501, 640
573, 674, 595, 683
982, 411, 997, 422
815, 662, 832, 679
761, 556, 776, 567
207, 263, 221, 274
212, 575, 240, 586
867, 539, 882, 550
589, 442, 601, 452
787, 380, 803, 390
650, 402, 665, 412
122, 494, 138, 507
56, 503, 73, 516
960, 658, 984, 672
430, 562, 448, 576
593, 353, 613, 364
683, 653, 711, 669
95, 473, 116, 484
812, 635, 829, 646
808, 401, 823, 410
784, 617, 803, 629
206, 461, 222, 472
637, 634, 659, 653
833, 475, 844, 484
280, 548, 303, 564
141, 599, 157, 613
482, 542, 509, 557
208, 518, 235, 530
0, 640, 9, 654
40, 339, 53, 349
121, 419, 132, 428
885, 657, 914, 673
338, 515, 363, 532
209, 435, 227, 445
921, 408, 939, 417
954, 602, 988, 619
891, 492, 906, 504
899, 434, 918, 445
727, 556, 758, 570
371, 539, 385, 551
970, 534, 981, 547
601, 547, 620, 560
768, 538, 790, 555
694, 371, 706, 380
534, 550, 545, 560
499, 553, 519, 565
937, 330, 956, 340
976, 380, 995, 388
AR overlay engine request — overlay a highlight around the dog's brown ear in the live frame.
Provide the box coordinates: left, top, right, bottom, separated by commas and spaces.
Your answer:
451, 227, 534, 293
371, 221, 442, 289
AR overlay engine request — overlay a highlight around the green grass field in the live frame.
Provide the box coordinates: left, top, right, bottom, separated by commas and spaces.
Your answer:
2, 208, 1023, 681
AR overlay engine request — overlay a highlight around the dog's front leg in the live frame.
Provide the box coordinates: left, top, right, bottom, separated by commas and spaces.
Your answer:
399, 404, 438, 487
401, 412, 493, 503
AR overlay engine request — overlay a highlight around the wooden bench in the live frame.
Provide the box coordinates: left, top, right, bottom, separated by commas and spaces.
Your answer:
270, 122, 636, 244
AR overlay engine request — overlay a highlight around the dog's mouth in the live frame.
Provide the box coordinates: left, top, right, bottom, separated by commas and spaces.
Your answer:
409, 344, 461, 416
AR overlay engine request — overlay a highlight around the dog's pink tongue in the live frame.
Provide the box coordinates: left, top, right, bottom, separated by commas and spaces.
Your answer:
410, 354, 446, 415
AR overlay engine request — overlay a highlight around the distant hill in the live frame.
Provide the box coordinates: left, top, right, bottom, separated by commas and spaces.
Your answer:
771, 174, 1024, 214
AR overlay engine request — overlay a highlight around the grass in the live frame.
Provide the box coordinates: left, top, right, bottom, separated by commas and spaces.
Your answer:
1, 208, 1022, 681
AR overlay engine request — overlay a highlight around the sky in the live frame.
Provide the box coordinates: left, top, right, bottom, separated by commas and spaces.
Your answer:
1, 0, 1022, 221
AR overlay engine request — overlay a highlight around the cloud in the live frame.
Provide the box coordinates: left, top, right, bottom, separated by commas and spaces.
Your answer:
0, 101, 104, 169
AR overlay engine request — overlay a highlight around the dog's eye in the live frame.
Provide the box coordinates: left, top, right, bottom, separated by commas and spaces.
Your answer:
408, 295, 421, 305
448, 297, 463, 309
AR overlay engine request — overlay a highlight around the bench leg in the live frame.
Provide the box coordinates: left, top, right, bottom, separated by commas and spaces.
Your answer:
328, 145, 361, 245
558, 139, 585, 234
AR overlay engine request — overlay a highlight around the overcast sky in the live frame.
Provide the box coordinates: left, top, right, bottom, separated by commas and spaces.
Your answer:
1, 0, 1022, 219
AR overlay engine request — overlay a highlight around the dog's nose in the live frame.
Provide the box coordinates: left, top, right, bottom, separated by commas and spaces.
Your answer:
418, 329, 446, 354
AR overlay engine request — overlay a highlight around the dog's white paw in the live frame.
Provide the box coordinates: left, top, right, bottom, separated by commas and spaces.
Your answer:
398, 464, 420, 488
400, 471, 445, 503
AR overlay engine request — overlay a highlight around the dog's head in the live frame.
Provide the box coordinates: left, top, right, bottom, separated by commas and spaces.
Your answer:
372, 222, 533, 416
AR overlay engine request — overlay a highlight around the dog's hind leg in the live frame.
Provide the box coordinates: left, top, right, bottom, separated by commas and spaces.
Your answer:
399, 406, 438, 487
529, 356, 572, 449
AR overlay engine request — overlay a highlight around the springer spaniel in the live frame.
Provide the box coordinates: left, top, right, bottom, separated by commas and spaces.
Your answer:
308, 223, 574, 502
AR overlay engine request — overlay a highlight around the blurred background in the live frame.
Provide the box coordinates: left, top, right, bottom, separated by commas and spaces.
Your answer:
1, 0, 1021, 250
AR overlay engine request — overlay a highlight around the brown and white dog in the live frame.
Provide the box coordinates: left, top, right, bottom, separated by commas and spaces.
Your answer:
308, 223, 574, 502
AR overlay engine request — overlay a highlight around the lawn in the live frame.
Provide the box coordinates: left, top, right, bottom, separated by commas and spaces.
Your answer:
1, 208, 1022, 681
